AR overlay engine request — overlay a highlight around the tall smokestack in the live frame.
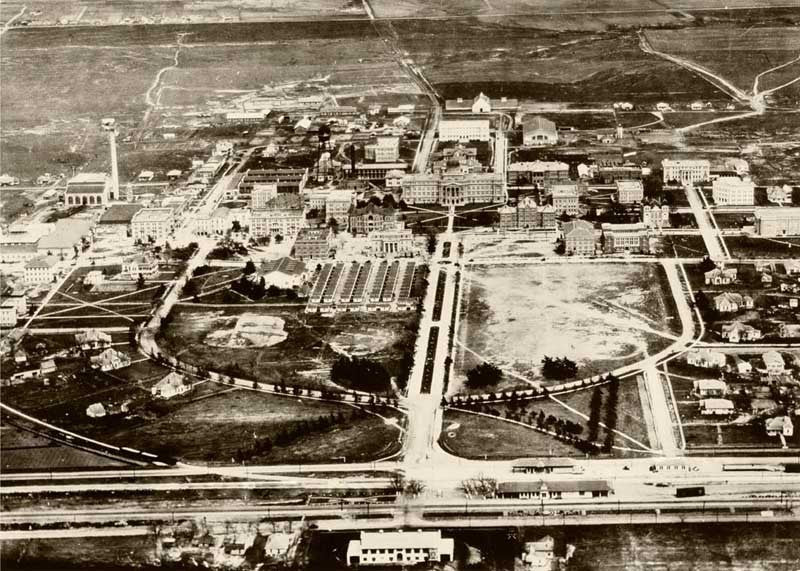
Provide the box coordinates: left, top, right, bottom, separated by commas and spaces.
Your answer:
108, 129, 119, 200
350, 144, 356, 178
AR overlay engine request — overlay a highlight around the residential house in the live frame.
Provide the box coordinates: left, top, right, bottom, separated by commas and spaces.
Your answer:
693, 379, 727, 398
86, 402, 107, 418
39, 359, 56, 375
750, 398, 778, 414
346, 530, 454, 567
714, 292, 744, 313
704, 266, 737, 285
75, 329, 112, 350
496, 480, 612, 500
766, 416, 794, 437
562, 220, 595, 255
522, 536, 555, 571
122, 254, 159, 279
700, 398, 735, 416
721, 322, 762, 343
90, 348, 131, 372
151, 372, 190, 399
762, 351, 785, 374
733, 356, 752, 375
686, 349, 726, 368
83, 270, 105, 287
264, 533, 292, 559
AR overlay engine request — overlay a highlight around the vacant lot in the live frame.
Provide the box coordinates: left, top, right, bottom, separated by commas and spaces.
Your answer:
646, 27, 800, 96
453, 263, 678, 393
158, 305, 420, 392
725, 236, 800, 259
104, 389, 401, 463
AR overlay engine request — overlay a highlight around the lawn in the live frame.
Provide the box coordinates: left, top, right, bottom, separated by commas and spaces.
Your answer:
724, 236, 800, 259
157, 305, 420, 392
453, 263, 679, 394
439, 409, 581, 460
102, 389, 402, 464
659, 234, 708, 258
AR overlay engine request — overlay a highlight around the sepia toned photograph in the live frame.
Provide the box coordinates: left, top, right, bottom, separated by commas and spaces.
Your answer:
0, 0, 799, 569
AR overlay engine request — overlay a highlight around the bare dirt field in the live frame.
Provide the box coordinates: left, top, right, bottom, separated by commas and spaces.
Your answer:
158, 305, 419, 392
453, 263, 679, 394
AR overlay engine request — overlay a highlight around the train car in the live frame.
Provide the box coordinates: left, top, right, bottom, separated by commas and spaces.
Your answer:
675, 486, 705, 498
722, 463, 777, 472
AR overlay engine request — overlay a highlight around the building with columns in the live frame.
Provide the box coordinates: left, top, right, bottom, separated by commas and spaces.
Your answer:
401, 172, 504, 206
64, 173, 112, 206
369, 223, 414, 257
662, 159, 710, 184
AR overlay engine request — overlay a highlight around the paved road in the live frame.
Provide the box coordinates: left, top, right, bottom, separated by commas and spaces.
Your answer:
685, 183, 728, 261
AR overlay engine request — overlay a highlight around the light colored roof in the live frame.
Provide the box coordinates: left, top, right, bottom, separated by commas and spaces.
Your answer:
67, 172, 107, 185
359, 530, 447, 550
551, 184, 578, 197
497, 479, 612, 494
508, 160, 569, 172
601, 222, 646, 232
512, 457, 574, 468
260, 257, 306, 277
154, 371, 186, 390
661, 158, 711, 167
326, 189, 354, 202
265, 533, 292, 550
766, 416, 792, 430
38, 219, 93, 250
132, 208, 173, 223
694, 379, 726, 391
616, 179, 643, 190
763, 350, 784, 365
701, 398, 734, 410
754, 207, 800, 220
523, 115, 557, 133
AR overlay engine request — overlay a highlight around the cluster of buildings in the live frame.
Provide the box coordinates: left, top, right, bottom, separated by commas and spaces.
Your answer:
559, 219, 654, 256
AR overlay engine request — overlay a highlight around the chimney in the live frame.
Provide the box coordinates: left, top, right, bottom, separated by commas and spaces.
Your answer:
350, 144, 357, 178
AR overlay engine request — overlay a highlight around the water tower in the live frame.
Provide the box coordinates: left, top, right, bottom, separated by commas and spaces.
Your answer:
101, 118, 120, 200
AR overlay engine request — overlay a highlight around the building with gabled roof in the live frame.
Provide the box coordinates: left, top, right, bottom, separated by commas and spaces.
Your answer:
65, 172, 112, 206
766, 416, 793, 437
257, 257, 307, 289
346, 530, 454, 567
762, 351, 784, 373
151, 372, 190, 399
700, 398, 735, 415
562, 219, 595, 255
24, 256, 59, 284
75, 329, 112, 350
693, 379, 727, 397
721, 322, 762, 343
522, 116, 557, 146
497, 480, 612, 499
90, 348, 131, 372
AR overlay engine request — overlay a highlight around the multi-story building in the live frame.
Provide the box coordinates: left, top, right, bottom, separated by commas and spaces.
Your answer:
601, 223, 650, 254
346, 530, 454, 567
562, 220, 595, 255
250, 195, 306, 238
64, 173, 112, 206
349, 204, 398, 235
293, 227, 334, 260
386, 170, 404, 189
225, 111, 267, 124
24, 256, 59, 284
754, 207, 800, 236
551, 183, 579, 216
711, 176, 754, 206
365, 136, 400, 162
522, 116, 558, 146
445, 92, 518, 113
438, 118, 491, 142
431, 144, 483, 175
662, 159, 710, 184
641, 204, 671, 229
237, 168, 308, 197
194, 207, 231, 236
369, 223, 415, 257
616, 179, 644, 203
251, 184, 279, 209
98, 204, 143, 238
122, 254, 159, 279
401, 172, 505, 206
342, 162, 409, 181
498, 197, 556, 230
325, 190, 355, 228
506, 161, 569, 187
131, 208, 174, 243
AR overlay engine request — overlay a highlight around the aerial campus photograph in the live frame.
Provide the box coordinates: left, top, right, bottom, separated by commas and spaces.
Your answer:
1, 0, 800, 570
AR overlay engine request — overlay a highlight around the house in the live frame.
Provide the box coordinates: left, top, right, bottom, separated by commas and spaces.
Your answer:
762, 351, 784, 373
14, 350, 28, 365
766, 416, 794, 437
257, 257, 307, 289
714, 292, 744, 313
733, 356, 752, 375
721, 322, 762, 343
761, 272, 773, 285
562, 220, 595, 255
39, 359, 56, 375
346, 530, 454, 567
511, 458, 576, 474
693, 379, 727, 398
264, 533, 292, 559
522, 536, 555, 570
122, 254, 159, 279
686, 349, 726, 369
151, 372, 190, 399
86, 402, 106, 418
496, 480, 612, 500
75, 329, 112, 350
750, 398, 777, 414
700, 398, 735, 416
90, 348, 131, 372
704, 266, 737, 285
83, 270, 105, 287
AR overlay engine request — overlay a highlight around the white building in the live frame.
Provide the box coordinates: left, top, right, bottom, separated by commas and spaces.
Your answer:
131, 208, 174, 243
24, 256, 58, 284
151, 372, 190, 399
522, 116, 558, 146
347, 530, 454, 566
762, 350, 784, 374
251, 184, 279, 209
122, 255, 159, 279
616, 179, 644, 203
700, 398, 735, 415
64, 172, 112, 206
0, 303, 17, 327
754, 207, 800, 237
325, 189, 355, 228
641, 204, 671, 229
551, 184, 579, 215
365, 136, 400, 162
662, 159, 710, 184
194, 207, 231, 236
257, 257, 307, 289
712, 176, 754, 206
438, 118, 491, 142
369, 223, 415, 257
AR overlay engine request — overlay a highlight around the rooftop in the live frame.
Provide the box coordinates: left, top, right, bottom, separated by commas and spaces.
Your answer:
497, 480, 612, 494
132, 208, 173, 223
67, 173, 107, 185
359, 530, 449, 550
259, 257, 306, 277
37, 219, 92, 250
99, 204, 144, 225
523, 115, 556, 132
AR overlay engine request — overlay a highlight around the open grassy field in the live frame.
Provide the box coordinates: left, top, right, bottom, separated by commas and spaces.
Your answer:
453, 262, 679, 394
645, 27, 800, 96
158, 304, 419, 392
724, 236, 800, 259
391, 23, 726, 103
103, 389, 402, 463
